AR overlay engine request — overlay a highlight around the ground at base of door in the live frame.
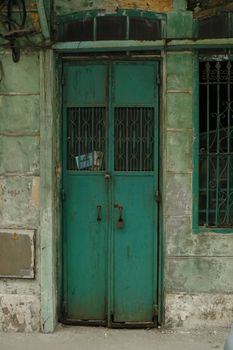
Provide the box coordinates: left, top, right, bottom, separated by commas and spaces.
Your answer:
0, 324, 229, 350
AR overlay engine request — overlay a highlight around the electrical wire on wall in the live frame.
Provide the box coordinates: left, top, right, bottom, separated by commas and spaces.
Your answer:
0, 0, 53, 62
7, 0, 26, 62
0, 0, 26, 62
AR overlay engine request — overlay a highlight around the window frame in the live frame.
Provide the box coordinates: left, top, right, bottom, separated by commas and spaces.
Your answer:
192, 53, 233, 234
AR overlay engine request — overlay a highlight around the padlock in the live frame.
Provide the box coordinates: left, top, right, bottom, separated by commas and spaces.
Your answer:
117, 218, 124, 229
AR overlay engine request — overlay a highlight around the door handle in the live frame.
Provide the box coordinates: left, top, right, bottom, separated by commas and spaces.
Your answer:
114, 204, 124, 229
104, 172, 111, 180
97, 205, 101, 223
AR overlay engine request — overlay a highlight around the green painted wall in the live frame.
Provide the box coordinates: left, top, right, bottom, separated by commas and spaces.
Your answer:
0, 0, 233, 332
164, 47, 233, 327
0, 50, 41, 331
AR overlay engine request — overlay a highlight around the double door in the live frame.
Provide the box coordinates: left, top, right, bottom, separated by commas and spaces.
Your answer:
62, 61, 159, 327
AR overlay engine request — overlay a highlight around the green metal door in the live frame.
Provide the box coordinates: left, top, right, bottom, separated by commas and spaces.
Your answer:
62, 61, 159, 327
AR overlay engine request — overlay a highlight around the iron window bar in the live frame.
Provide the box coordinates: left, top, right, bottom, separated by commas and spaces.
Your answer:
199, 59, 233, 228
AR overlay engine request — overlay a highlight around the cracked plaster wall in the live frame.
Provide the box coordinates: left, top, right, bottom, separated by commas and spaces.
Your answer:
0, 50, 41, 332
164, 51, 233, 328
0, 0, 233, 332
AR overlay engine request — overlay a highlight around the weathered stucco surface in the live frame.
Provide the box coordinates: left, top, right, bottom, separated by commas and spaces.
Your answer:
0, 295, 40, 332
166, 293, 233, 328
55, 0, 173, 15
0, 50, 40, 331
0, 0, 233, 333
164, 48, 233, 328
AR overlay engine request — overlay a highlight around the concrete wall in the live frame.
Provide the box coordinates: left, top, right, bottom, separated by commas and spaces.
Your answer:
164, 51, 233, 328
0, 0, 233, 332
0, 50, 41, 331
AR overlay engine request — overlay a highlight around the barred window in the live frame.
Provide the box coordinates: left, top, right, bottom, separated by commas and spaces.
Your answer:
199, 60, 233, 228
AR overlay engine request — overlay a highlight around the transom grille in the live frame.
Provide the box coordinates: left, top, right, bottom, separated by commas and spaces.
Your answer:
67, 107, 106, 171
199, 61, 233, 227
114, 107, 154, 171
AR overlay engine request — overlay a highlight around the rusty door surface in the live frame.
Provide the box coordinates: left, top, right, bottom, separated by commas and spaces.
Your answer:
62, 61, 159, 327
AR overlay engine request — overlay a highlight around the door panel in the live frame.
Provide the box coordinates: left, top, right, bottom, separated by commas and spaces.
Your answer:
111, 62, 158, 324
64, 64, 107, 105
112, 63, 156, 104
62, 61, 159, 326
63, 63, 108, 322
113, 175, 156, 322
64, 175, 108, 321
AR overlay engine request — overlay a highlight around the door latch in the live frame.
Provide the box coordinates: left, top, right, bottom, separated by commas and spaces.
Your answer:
114, 204, 124, 229
97, 205, 101, 223
104, 172, 111, 180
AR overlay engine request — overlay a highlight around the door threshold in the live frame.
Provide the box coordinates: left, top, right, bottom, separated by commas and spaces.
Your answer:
110, 321, 156, 329
62, 319, 107, 327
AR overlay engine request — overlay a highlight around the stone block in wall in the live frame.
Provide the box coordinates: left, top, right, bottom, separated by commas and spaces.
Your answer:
0, 294, 40, 332
165, 173, 192, 216
0, 229, 35, 278
165, 293, 233, 328
166, 257, 233, 293
0, 176, 40, 227
166, 216, 233, 257
167, 53, 193, 90
167, 93, 192, 129
0, 136, 39, 174
167, 11, 193, 38
0, 52, 40, 93
167, 131, 192, 172
0, 95, 39, 133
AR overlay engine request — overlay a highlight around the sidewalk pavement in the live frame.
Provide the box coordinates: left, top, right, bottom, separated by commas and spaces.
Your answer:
0, 325, 229, 350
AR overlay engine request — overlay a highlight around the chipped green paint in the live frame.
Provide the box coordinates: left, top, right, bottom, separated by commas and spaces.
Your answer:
0, 96, 40, 133
167, 53, 193, 90
166, 257, 233, 293
167, 93, 192, 129
166, 216, 233, 257
167, 131, 192, 173
0, 53, 40, 93
0, 176, 40, 227
165, 173, 192, 216
0, 136, 39, 174
166, 11, 193, 38
40, 50, 57, 333
172, 0, 187, 10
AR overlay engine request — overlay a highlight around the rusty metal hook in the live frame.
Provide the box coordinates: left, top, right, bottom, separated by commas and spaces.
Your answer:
97, 205, 101, 223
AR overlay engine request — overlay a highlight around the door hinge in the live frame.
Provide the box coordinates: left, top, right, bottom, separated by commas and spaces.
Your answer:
62, 300, 67, 317
156, 74, 160, 85
154, 190, 160, 202
153, 304, 158, 316
62, 189, 66, 201
61, 73, 65, 85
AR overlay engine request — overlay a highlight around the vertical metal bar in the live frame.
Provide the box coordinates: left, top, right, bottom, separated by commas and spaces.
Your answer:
228, 12, 232, 38
71, 108, 74, 169
126, 16, 130, 40
206, 62, 210, 226
226, 61, 231, 225
93, 17, 97, 41
140, 107, 142, 171
215, 61, 221, 226
78, 107, 81, 158
92, 107, 94, 158
126, 107, 129, 171
73, 108, 76, 170
67, 108, 70, 170
107, 62, 114, 327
